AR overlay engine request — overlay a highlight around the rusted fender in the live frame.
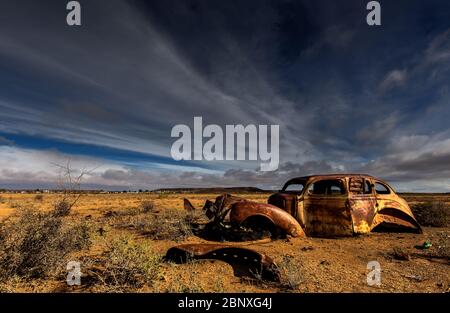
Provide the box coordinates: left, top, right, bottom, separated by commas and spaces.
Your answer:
230, 202, 306, 237
370, 199, 422, 233
165, 243, 280, 281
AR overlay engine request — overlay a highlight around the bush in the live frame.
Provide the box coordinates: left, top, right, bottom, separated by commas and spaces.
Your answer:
53, 199, 72, 217
34, 194, 44, 201
141, 200, 155, 213
90, 237, 161, 292
412, 201, 450, 227
0, 207, 91, 281
278, 256, 303, 291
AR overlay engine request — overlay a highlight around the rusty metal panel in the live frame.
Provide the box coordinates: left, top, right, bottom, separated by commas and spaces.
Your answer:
303, 195, 353, 237
348, 177, 377, 234
165, 243, 280, 281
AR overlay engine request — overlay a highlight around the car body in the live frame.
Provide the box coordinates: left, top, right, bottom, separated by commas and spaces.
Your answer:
231, 174, 422, 237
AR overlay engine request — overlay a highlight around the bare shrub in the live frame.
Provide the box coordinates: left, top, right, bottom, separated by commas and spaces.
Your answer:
52, 159, 97, 216
0, 207, 91, 281
412, 201, 450, 227
141, 200, 155, 213
278, 256, 303, 291
53, 199, 71, 217
90, 237, 161, 292
34, 194, 44, 201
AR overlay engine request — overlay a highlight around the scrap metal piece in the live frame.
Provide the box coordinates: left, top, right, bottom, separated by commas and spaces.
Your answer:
183, 198, 196, 212
165, 243, 280, 281
184, 194, 246, 222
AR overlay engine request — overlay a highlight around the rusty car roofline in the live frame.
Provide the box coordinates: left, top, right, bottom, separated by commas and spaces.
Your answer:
292, 174, 377, 182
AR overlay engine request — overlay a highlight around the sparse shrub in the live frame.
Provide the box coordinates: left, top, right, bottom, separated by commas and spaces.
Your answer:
0, 207, 91, 281
158, 193, 168, 200
118, 207, 141, 216
428, 233, 450, 261
113, 208, 193, 241
53, 199, 71, 217
34, 194, 44, 201
278, 256, 303, 291
9, 201, 21, 209
138, 209, 193, 241
90, 237, 161, 292
436, 242, 450, 260
141, 200, 155, 213
412, 201, 450, 227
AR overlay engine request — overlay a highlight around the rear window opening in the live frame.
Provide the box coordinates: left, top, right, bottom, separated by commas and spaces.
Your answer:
308, 179, 346, 195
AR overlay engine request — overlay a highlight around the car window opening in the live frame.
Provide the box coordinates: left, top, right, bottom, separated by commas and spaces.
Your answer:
308, 179, 345, 195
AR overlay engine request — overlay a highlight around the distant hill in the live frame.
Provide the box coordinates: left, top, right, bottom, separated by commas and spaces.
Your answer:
152, 186, 271, 194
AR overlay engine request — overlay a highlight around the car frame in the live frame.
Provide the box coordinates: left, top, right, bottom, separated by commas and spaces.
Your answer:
231, 174, 422, 237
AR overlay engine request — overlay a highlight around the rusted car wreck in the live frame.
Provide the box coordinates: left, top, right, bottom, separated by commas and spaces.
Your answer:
185, 174, 422, 238
166, 174, 422, 280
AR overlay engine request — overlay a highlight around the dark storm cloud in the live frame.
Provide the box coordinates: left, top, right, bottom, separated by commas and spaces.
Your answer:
0, 0, 449, 191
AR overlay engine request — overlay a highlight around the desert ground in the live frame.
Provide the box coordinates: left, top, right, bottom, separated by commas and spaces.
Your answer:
0, 192, 448, 293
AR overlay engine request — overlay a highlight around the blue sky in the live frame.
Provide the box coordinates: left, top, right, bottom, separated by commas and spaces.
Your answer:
0, 0, 449, 191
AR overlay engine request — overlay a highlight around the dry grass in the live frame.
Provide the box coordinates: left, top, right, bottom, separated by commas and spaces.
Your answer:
412, 201, 450, 227
88, 236, 162, 292
430, 232, 450, 261
163, 261, 206, 293
111, 208, 193, 241
277, 256, 303, 291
